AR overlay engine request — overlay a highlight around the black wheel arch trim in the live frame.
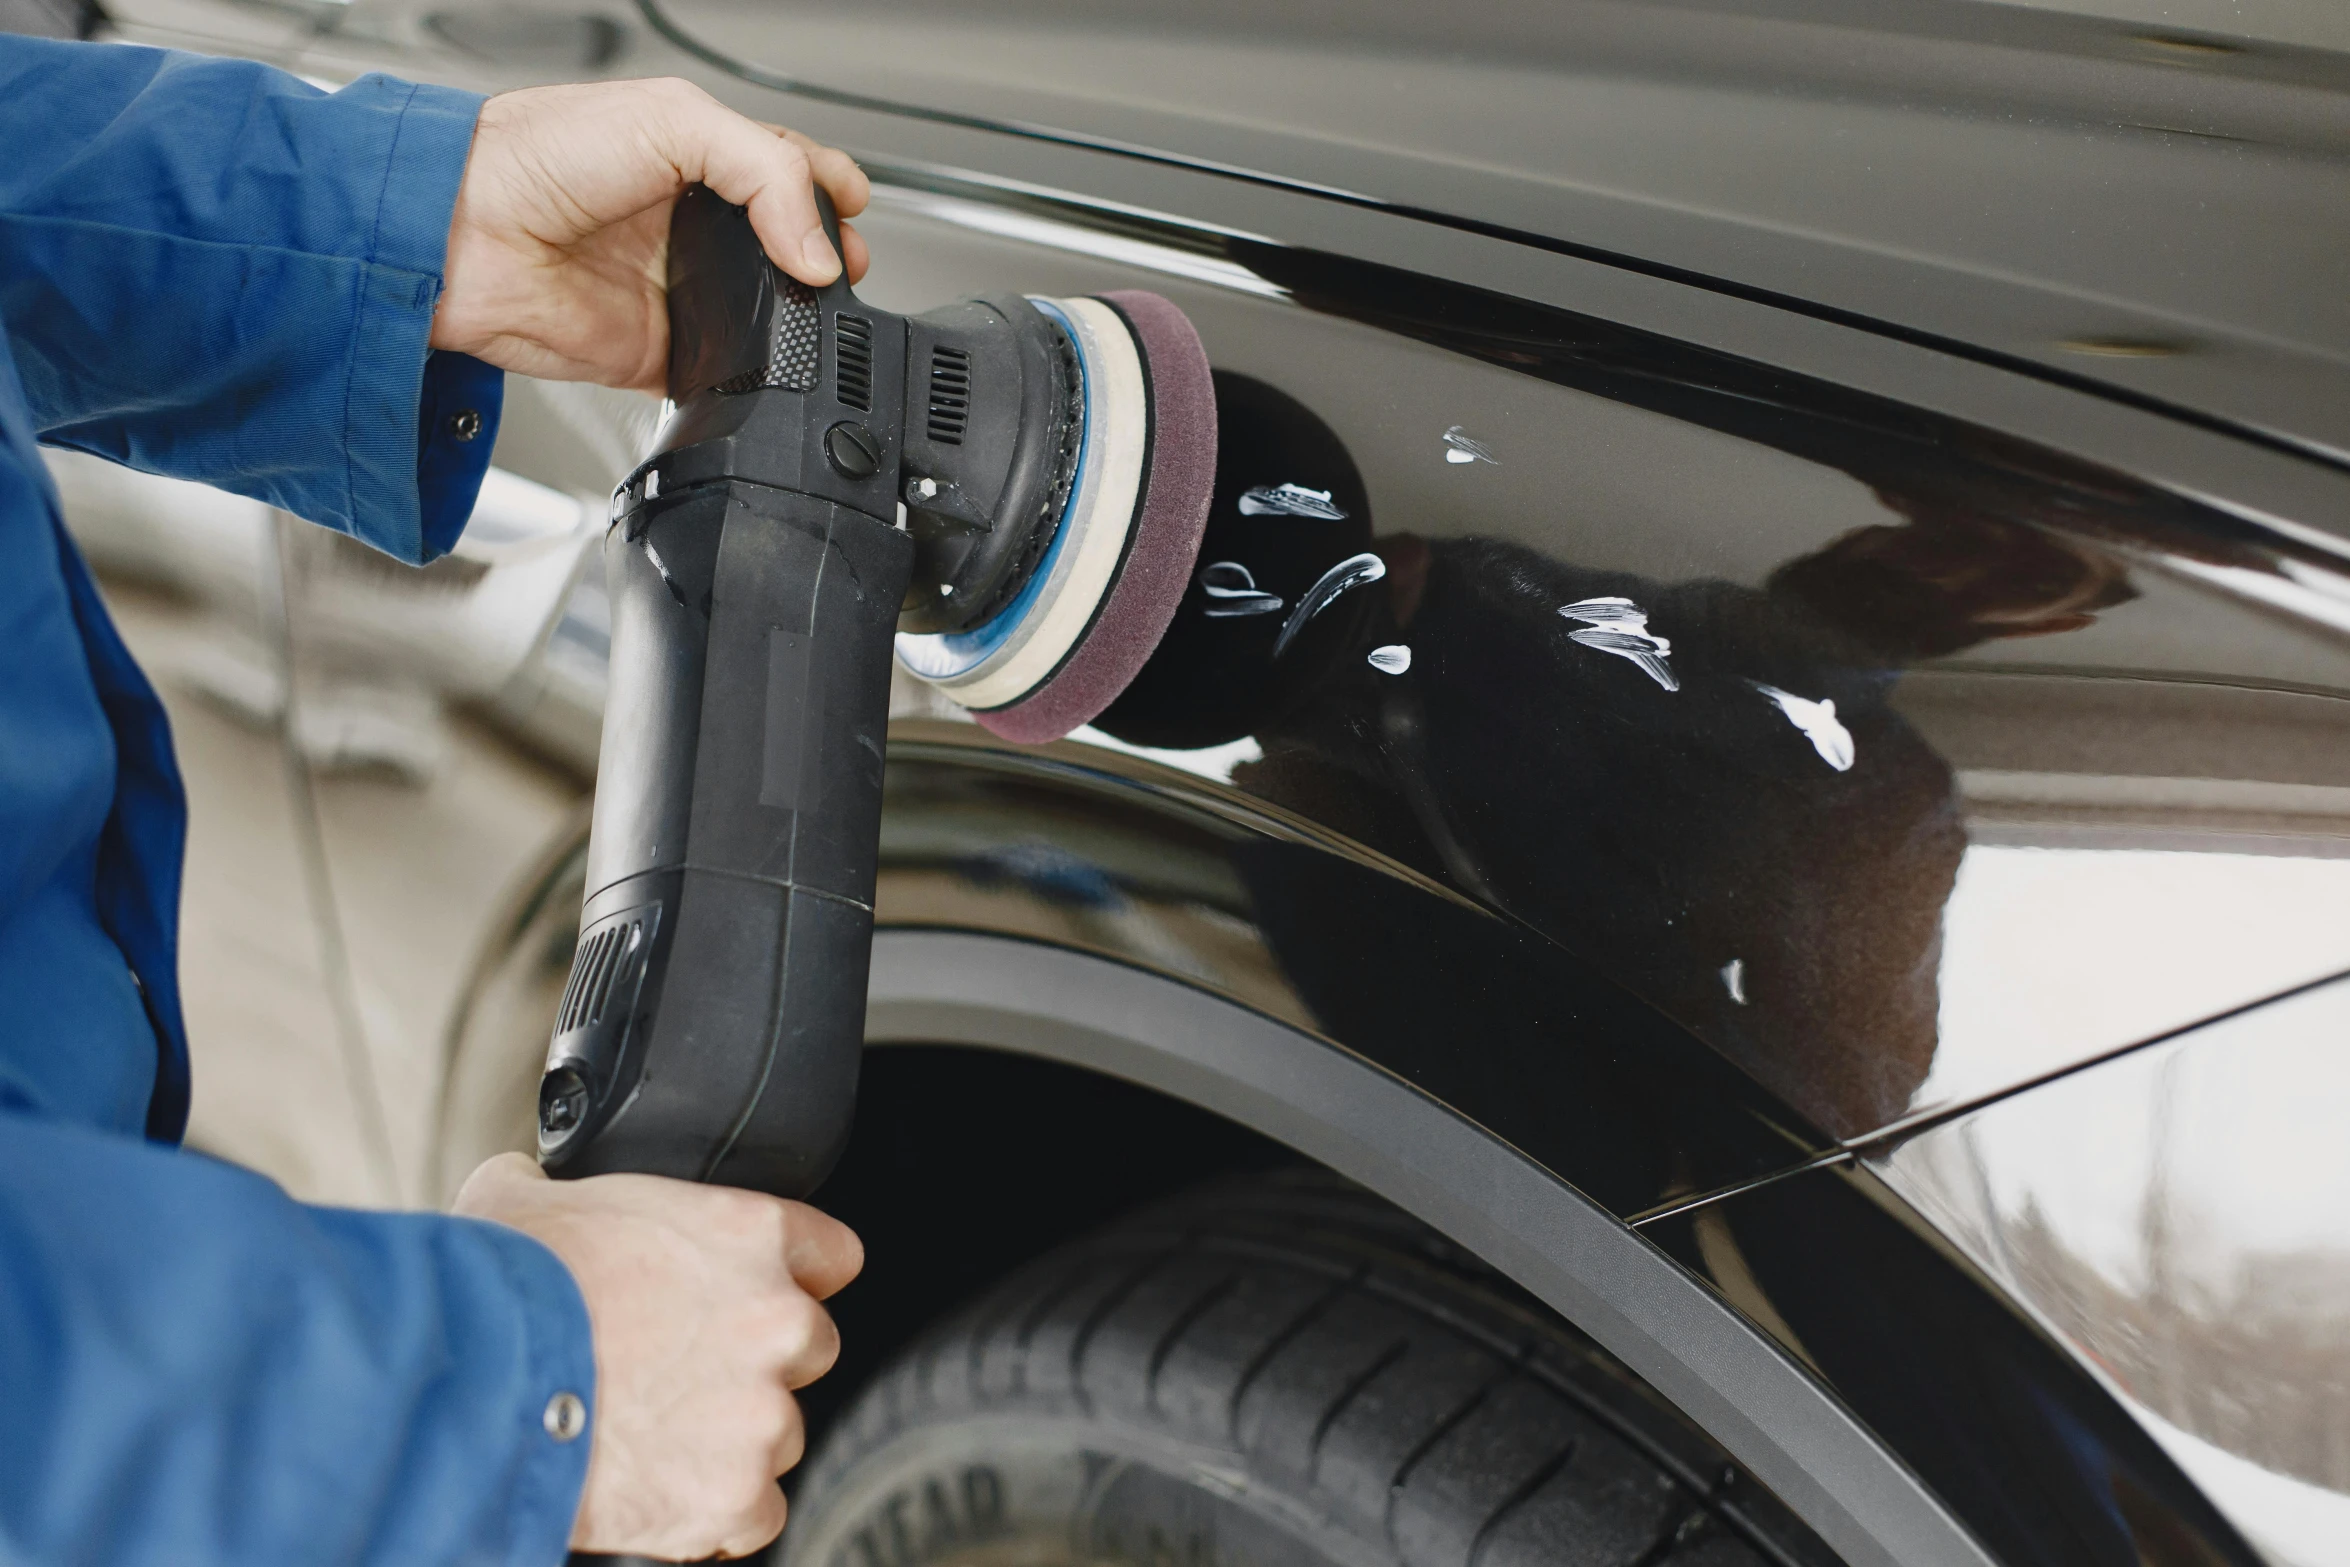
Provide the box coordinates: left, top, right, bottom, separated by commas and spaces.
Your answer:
863, 927, 1997, 1567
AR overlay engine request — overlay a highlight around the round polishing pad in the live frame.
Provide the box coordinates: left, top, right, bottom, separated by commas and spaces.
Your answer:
896, 291, 1216, 744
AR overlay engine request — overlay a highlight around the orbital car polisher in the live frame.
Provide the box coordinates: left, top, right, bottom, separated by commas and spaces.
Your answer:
534, 187, 1216, 1195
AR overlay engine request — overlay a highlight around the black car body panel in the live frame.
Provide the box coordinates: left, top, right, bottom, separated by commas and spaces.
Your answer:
877, 739, 1831, 1218
833, 172, 2350, 1145
867, 722, 2313, 1567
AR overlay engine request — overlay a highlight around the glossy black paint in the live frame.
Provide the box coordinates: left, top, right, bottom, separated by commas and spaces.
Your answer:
812, 165, 2346, 1567
912, 184, 2345, 1143
1640, 1162, 2261, 1567
877, 740, 1829, 1218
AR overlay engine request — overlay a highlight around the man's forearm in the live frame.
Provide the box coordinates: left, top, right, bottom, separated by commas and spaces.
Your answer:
0, 1113, 594, 1565
0, 36, 498, 557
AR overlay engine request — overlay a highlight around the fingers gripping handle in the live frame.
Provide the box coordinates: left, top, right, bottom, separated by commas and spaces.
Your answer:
812, 184, 848, 291
537, 184, 912, 1197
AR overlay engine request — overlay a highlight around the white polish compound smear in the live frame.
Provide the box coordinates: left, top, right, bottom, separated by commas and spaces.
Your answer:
1273, 552, 1387, 658
1197, 560, 1284, 618
1721, 958, 1747, 1005
1368, 644, 1412, 675
1238, 483, 1348, 520
1749, 681, 1856, 771
1558, 597, 1679, 691
1442, 425, 1499, 465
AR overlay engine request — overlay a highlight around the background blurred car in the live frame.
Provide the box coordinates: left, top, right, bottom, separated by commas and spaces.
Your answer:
11, 3, 2350, 1566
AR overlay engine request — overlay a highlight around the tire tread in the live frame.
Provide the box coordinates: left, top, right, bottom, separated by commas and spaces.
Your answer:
797, 1174, 1833, 1567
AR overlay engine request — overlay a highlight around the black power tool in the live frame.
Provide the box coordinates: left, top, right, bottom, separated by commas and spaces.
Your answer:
535, 187, 1216, 1196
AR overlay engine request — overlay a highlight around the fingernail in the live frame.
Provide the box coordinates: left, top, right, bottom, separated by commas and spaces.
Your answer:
803, 228, 840, 281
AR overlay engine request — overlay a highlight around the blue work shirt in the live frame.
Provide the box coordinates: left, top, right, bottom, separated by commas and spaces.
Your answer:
0, 36, 594, 1565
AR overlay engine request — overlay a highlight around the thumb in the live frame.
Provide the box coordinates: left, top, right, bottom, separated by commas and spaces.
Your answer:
453, 1150, 549, 1213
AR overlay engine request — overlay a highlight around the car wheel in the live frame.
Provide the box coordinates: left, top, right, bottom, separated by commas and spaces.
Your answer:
782, 1172, 1828, 1567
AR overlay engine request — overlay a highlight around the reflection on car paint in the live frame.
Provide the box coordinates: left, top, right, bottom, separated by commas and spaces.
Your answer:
876, 737, 1835, 1219
1867, 975, 2350, 1567
859, 183, 2350, 1165
1440, 425, 1498, 465
1720, 958, 1747, 1005
1237, 483, 1348, 520
1271, 551, 1385, 658
1367, 644, 1411, 674
1196, 560, 1284, 618
1558, 597, 1680, 692
1642, 1157, 2265, 1567
963, 839, 1126, 910
1057, 221, 2350, 1165
1749, 682, 1855, 772
1063, 723, 1267, 787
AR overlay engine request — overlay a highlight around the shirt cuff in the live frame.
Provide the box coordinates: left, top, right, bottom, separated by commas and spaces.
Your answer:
341, 77, 490, 564
460, 1215, 598, 1564
417, 349, 503, 560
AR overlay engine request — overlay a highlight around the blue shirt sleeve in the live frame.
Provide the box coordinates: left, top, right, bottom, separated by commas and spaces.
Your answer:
0, 1114, 594, 1565
0, 34, 502, 563
0, 37, 588, 1564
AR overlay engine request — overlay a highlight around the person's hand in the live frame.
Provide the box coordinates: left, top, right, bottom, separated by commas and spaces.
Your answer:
429, 78, 873, 392
453, 1152, 863, 1560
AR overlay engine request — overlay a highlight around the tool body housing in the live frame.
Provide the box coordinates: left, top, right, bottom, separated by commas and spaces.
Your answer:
538, 186, 1209, 1195
536, 191, 922, 1194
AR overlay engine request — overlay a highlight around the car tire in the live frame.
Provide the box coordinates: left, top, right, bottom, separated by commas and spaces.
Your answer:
781, 1172, 1828, 1567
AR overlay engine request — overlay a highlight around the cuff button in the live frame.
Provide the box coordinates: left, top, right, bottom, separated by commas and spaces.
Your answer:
447, 408, 484, 443
544, 1390, 587, 1442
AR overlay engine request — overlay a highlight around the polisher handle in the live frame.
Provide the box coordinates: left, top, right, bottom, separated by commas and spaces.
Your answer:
539, 481, 908, 1195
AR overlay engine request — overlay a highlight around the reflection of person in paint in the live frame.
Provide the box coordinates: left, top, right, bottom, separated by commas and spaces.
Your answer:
1238, 505, 2133, 1139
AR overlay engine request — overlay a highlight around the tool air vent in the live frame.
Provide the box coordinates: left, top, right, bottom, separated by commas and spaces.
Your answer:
926, 345, 972, 445
833, 313, 873, 411
556, 917, 644, 1036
